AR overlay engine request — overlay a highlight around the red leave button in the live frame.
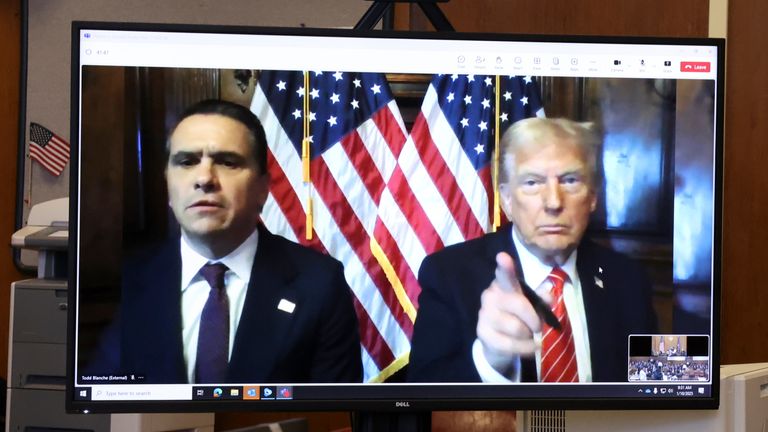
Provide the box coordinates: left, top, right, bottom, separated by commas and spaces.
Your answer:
680, 61, 710, 72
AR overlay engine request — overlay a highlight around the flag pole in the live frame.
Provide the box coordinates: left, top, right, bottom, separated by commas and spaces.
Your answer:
492, 75, 502, 231
302, 71, 313, 240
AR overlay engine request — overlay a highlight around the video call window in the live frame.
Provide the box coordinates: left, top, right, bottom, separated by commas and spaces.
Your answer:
77, 67, 714, 376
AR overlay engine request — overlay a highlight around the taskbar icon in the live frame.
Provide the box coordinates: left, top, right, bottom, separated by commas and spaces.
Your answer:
191, 385, 293, 401
74, 387, 91, 400
277, 386, 293, 400
257, 386, 293, 400
192, 386, 242, 400
244, 385, 260, 400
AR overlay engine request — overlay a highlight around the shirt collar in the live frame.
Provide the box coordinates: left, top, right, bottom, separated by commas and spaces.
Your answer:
511, 226, 578, 290
180, 228, 260, 291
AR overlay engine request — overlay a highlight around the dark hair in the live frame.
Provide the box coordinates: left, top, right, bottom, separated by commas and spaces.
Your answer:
167, 99, 268, 174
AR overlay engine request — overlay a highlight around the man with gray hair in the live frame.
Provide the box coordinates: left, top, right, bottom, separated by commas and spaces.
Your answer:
408, 117, 658, 383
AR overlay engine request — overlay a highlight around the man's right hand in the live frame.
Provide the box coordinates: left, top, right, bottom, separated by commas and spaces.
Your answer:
476, 252, 544, 374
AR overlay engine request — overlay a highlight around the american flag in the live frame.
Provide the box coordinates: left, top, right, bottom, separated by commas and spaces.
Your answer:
29, 122, 70, 176
383, 73, 545, 312
251, 70, 543, 382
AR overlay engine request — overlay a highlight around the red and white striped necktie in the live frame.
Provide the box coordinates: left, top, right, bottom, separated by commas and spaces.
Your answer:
540, 267, 579, 382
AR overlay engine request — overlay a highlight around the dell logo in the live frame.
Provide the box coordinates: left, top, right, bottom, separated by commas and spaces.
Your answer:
395, 401, 411, 408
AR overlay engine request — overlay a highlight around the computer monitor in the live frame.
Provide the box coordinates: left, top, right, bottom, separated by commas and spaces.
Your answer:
68, 22, 723, 417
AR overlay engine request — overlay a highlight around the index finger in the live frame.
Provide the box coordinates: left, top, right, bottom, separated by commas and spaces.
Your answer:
494, 252, 521, 293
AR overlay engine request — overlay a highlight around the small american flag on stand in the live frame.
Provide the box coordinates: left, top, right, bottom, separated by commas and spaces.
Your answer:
29, 122, 70, 176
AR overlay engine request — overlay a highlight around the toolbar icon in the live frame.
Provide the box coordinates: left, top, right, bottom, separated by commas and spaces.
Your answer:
244, 386, 260, 400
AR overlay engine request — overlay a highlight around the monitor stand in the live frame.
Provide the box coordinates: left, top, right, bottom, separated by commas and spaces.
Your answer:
351, 3, 449, 425
354, 0, 454, 31
351, 411, 431, 432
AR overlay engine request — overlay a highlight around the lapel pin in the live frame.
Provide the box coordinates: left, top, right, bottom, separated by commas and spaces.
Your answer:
277, 299, 296, 313
594, 276, 604, 289
598, 266, 603, 274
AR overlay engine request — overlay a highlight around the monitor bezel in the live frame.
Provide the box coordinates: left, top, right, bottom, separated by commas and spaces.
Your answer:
67, 20, 724, 413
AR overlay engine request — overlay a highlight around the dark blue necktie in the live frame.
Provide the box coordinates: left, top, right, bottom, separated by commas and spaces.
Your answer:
195, 262, 229, 383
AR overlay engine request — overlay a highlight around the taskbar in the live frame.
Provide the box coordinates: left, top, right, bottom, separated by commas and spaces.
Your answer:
74, 383, 712, 402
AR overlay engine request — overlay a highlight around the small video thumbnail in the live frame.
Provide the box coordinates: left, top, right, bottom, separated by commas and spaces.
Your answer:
627, 335, 710, 382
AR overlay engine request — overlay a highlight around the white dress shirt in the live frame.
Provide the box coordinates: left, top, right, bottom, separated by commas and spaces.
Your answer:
472, 227, 593, 383
179, 229, 259, 384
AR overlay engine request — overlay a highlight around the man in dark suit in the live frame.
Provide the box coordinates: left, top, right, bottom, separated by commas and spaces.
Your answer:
408, 117, 657, 383
86, 99, 362, 384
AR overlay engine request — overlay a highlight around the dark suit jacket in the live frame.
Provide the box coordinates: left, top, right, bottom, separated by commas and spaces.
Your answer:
408, 225, 658, 383
87, 225, 362, 384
